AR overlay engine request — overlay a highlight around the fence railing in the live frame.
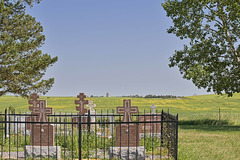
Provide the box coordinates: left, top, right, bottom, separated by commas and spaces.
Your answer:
0, 109, 178, 160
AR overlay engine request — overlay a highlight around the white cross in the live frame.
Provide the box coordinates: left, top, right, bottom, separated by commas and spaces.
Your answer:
150, 104, 157, 114
87, 101, 96, 114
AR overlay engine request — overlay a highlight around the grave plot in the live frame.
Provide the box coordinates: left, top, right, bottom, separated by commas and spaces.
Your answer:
109, 99, 145, 160
138, 104, 162, 138
0, 92, 178, 160
25, 93, 61, 159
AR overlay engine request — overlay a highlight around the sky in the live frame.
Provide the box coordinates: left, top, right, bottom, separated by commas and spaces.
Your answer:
25, 0, 213, 97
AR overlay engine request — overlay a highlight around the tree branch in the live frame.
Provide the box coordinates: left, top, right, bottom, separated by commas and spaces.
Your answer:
216, 1, 240, 63
204, 5, 223, 27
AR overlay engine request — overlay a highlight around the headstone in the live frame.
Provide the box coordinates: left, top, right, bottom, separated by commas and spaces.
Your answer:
150, 104, 157, 114
73, 93, 89, 129
25, 93, 60, 159
30, 99, 53, 146
86, 101, 98, 131
75, 93, 88, 114
26, 93, 40, 130
109, 100, 145, 159
115, 99, 139, 147
31, 124, 54, 146
139, 104, 161, 138
115, 124, 139, 147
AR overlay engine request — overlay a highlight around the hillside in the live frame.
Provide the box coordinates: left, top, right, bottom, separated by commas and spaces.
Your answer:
0, 94, 239, 125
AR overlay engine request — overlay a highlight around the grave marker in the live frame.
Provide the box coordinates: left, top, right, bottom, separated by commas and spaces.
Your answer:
139, 104, 161, 138
75, 93, 88, 115
28, 94, 54, 146
87, 101, 96, 114
150, 104, 157, 114
86, 101, 98, 131
110, 99, 145, 159
25, 93, 60, 159
116, 99, 139, 147
32, 100, 52, 122
73, 93, 89, 129
26, 93, 41, 130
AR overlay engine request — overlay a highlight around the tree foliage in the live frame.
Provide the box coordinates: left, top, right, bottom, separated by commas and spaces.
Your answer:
0, 0, 58, 97
162, 0, 240, 96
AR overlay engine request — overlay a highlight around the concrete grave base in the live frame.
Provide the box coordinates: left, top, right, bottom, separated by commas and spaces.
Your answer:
25, 145, 61, 159
109, 146, 145, 160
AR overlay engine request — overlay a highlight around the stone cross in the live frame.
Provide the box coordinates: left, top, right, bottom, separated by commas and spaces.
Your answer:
28, 92, 53, 122
27, 93, 55, 146
32, 100, 52, 122
27, 93, 41, 128
28, 93, 40, 111
87, 101, 96, 114
150, 104, 157, 114
75, 93, 89, 115
117, 99, 138, 122
32, 100, 53, 122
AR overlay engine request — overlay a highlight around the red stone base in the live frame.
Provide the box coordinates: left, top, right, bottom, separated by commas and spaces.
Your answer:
138, 114, 161, 133
115, 124, 139, 147
31, 124, 54, 146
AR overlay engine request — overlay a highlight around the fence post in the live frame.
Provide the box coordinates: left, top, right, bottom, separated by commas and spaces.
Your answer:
87, 110, 91, 131
4, 108, 7, 138
175, 114, 178, 160
161, 110, 164, 146
219, 108, 221, 125
78, 115, 82, 160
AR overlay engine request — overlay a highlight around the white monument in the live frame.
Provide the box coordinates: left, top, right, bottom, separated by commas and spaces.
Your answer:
150, 104, 157, 114
86, 101, 98, 131
87, 101, 96, 114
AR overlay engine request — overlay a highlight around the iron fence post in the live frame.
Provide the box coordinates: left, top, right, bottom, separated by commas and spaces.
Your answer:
79, 115, 82, 160
175, 114, 178, 160
88, 110, 91, 131
4, 108, 7, 138
161, 110, 164, 145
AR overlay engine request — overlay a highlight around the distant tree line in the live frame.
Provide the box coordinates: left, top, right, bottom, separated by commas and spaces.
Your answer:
122, 95, 183, 99
90, 95, 104, 97
122, 95, 143, 98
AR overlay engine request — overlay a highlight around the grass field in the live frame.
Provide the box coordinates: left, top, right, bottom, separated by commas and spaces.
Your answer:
0, 94, 240, 159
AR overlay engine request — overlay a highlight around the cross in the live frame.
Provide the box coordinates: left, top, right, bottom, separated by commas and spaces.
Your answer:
75, 93, 88, 115
150, 104, 157, 114
117, 99, 138, 122
32, 100, 53, 122
28, 93, 40, 111
87, 101, 96, 114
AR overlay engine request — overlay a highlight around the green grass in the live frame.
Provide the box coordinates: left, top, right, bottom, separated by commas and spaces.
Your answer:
178, 125, 240, 160
0, 94, 240, 159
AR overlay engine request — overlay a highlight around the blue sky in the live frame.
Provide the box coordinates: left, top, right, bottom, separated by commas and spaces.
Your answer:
26, 0, 212, 97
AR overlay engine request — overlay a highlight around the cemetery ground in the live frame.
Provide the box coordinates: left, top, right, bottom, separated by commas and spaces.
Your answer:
0, 94, 240, 159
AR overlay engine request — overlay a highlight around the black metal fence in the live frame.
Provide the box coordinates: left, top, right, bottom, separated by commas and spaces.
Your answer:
0, 109, 178, 159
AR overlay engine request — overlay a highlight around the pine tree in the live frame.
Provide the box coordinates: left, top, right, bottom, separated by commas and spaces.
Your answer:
0, 0, 58, 97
